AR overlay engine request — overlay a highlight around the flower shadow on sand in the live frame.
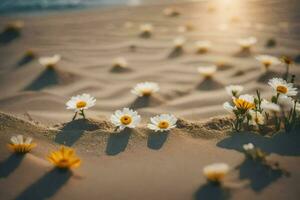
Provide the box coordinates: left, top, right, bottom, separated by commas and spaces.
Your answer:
15, 168, 72, 200
106, 128, 132, 156
257, 70, 282, 83
0, 154, 24, 178
168, 48, 183, 58
16, 54, 35, 68
236, 158, 284, 192
196, 78, 223, 91
24, 69, 60, 91
233, 49, 252, 58
130, 95, 164, 110
217, 131, 300, 156
0, 29, 20, 45
194, 182, 231, 200
55, 119, 100, 146
147, 131, 169, 150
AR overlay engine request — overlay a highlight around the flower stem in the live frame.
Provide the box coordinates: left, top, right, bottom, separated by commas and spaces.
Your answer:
72, 112, 78, 121
80, 110, 86, 119
284, 63, 290, 81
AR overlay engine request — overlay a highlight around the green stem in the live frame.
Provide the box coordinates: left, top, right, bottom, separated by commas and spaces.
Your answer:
80, 110, 86, 119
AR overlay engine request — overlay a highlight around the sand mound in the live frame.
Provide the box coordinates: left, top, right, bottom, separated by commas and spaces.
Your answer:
130, 95, 165, 109
177, 116, 232, 139
0, 111, 232, 144
24, 68, 77, 91
57, 118, 115, 132
0, 111, 47, 134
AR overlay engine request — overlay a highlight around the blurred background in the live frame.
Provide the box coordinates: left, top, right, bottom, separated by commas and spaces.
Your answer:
0, 0, 188, 14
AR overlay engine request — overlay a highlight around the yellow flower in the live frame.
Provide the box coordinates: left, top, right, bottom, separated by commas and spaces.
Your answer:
8, 135, 36, 154
281, 56, 293, 65
234, 99, 255, 110
233, 94, 255, 111
203, 163, 230, 183
48, 146, 81, 169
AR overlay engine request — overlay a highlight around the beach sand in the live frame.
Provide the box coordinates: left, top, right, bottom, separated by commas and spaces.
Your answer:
0, 0, 300, 199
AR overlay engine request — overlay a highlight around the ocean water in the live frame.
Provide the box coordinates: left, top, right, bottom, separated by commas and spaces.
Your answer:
0, 0, 146, 15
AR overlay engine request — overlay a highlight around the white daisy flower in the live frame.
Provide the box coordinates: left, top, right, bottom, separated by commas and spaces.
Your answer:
66, 94, 96, 120
237, 37, 257, 50
112, 57, 128, 69
66, 94, 96, 111
243, 143, 254, 151
8, 135, 36, 153
197, 65, 217, 78
195, 40, 211, 53
173, 36, 186, 49
140, 23, 153, 36
248, 110, 265, 126
110, 108, 141, 131
255, 55, 281, 70
261, 99, 280, 113
131, 82, 160, 97
268, 78, 298, 96
225, 85, 244, 97
203, 163, 230, 183
147, 114, 177, 132
39, 54, 61, 69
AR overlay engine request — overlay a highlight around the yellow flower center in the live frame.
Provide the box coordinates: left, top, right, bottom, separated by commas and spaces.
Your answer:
241, 45, 250, 50
234, 99, 255, 110
76, 101, 87, 109
46, 63, 55, 69
120, 115, 132, 125
142, 90, 152, 96
276, 85, 288, 94
206, 172, 226, 182
158, 121, 169, 129
263, 61, 271, 68
58, 159, 70, 167
197, 48, 207, 54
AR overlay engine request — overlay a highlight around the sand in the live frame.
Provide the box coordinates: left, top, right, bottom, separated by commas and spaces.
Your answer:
0, 0, 300, 199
